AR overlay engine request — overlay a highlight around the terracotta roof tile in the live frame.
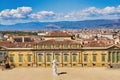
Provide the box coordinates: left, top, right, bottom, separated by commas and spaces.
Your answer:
83, 41, 112, 47
44, 31, 71, 37
0, 41, 35, 48
38, 39, 81, 45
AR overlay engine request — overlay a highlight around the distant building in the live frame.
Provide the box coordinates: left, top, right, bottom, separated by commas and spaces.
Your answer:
38, 32, 48, 37
13, 36, 33, 42
101, 33, 113, 39
0, 35, 5, 41
43, 31, 72, 40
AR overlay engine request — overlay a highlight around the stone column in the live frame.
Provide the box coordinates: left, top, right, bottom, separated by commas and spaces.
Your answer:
61, 52, 63, 67
33, 51, 37, 67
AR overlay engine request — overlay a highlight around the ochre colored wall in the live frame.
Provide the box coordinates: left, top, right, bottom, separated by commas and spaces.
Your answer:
7, 50, 109, 67
8, 51, 34, 67
82, 50, 108, 67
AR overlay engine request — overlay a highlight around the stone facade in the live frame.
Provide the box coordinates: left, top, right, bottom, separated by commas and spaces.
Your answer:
0, 31, 120, 68
3, 44, 119, 68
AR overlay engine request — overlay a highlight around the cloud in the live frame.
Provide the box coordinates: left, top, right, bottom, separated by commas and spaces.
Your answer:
0, 5, 120, 25
64, 5, 120, 20
0, 7, 32, 19
28, 11, 55, 20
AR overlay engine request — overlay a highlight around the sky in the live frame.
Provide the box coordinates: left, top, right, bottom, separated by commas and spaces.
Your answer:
0, 0, 120, 25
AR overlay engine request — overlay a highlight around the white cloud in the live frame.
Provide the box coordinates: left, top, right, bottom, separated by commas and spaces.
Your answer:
0, 6, 32, 19
64, 5, 120, 20
28, 11, 55, 20
1, 5, 120, 25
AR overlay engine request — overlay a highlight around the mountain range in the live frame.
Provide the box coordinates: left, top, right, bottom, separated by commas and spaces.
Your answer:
0, 19, 120, 31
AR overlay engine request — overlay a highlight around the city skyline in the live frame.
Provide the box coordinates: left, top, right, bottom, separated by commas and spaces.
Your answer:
0, 0, 120, 25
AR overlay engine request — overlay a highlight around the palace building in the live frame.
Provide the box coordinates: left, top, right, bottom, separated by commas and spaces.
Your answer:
0, 31, 120, 68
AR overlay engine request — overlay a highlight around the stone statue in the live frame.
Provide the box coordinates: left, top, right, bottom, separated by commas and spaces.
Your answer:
52, 59, 58, 76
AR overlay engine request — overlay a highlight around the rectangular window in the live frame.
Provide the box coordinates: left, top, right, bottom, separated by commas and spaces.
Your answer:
47, 54, 51, 62
112, 52, 115, 63
38, 54, 42, 62
108, 52, 111, 62
64, 54, 68, 62
55, 54, 59, 62
72, 44, 77, 48
55, 45, 59, 49
10, 54, 14, 62
27, 54, 31, 62
38, 45, 42, 48
102, 54, 106, 62
84, 54, 88, 62
19, 54, 23, 62
46, 44, 51, 49
64, 45, 68, 49
93, 54, 97, 62
72, 54, 77, 62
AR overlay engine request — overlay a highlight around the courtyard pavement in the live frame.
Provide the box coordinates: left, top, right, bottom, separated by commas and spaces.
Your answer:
0, 67, 120, 80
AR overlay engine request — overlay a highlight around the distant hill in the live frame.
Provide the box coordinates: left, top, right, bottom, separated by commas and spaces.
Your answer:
0, 19, 120, 30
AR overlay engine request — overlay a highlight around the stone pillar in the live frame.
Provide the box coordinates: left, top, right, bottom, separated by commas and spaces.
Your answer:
70, 52, 72, 67
61, 52, 63, 67
33, 51, 37, 67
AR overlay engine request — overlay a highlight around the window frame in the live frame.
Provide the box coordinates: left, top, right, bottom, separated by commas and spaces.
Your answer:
27, 54, 32, 62
84, 54, 88, 62
92, 54, 97, 62
101, 54, 106, 62
18, 54, 23, 62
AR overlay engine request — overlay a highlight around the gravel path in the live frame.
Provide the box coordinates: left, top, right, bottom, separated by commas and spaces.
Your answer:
0, 67, 120, 80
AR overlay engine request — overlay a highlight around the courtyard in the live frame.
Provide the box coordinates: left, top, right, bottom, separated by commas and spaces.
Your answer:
0, 67, 120, 80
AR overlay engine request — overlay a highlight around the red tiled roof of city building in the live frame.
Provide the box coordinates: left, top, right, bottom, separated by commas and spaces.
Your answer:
38, 39, 81, 45
0, 41, 35, 48
83, 40, 112, 47
44, 31, 71, 37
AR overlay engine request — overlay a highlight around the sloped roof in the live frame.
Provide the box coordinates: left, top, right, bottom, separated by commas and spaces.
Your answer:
83, 41, 112, 47
38, 39, 81, 45
44, 31, 71, 37
0, 41, 35, 48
